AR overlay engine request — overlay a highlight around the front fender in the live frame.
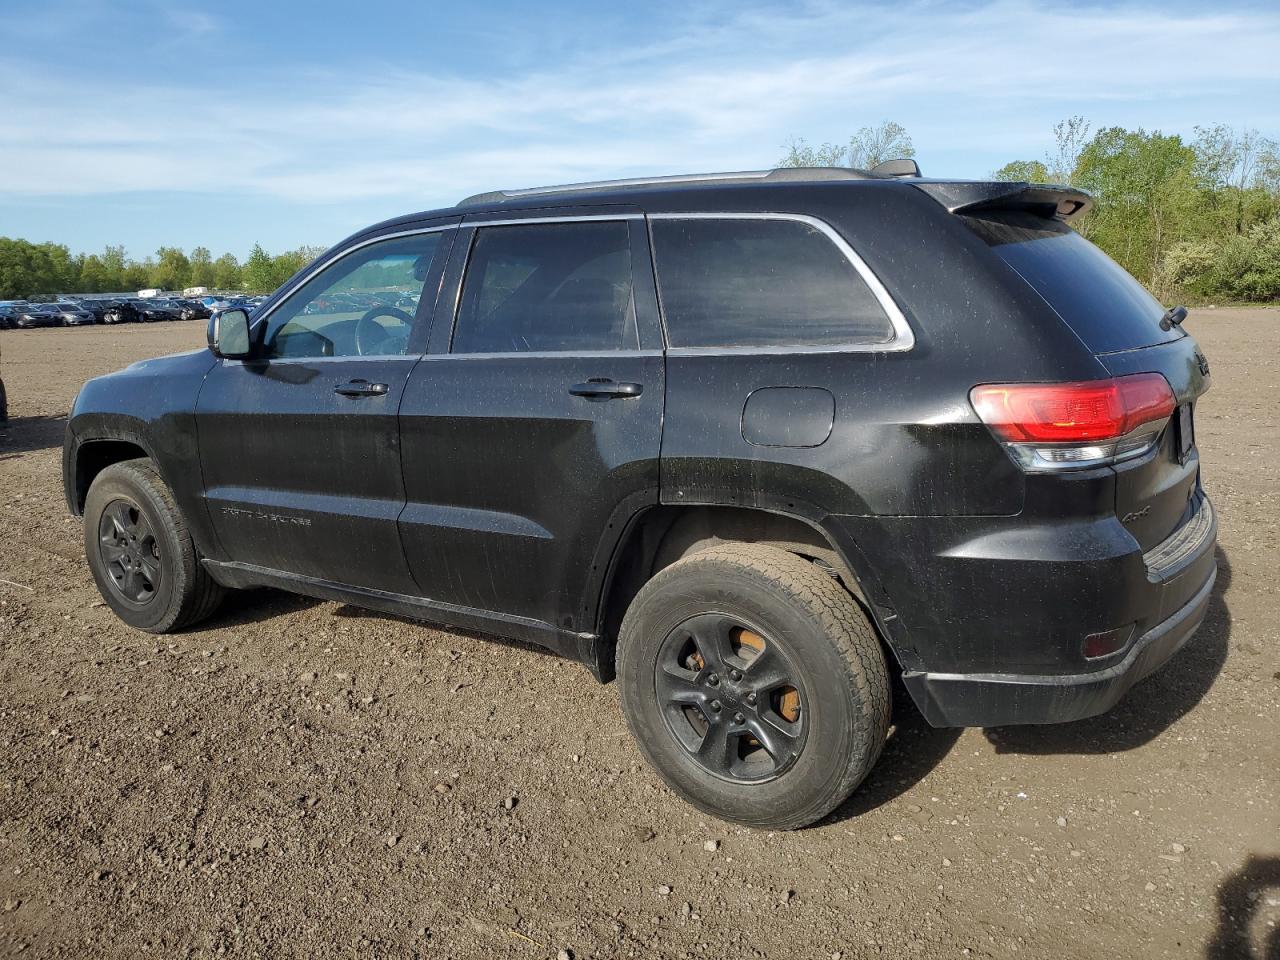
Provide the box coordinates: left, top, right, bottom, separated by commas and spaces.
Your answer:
64, 349, 221, 558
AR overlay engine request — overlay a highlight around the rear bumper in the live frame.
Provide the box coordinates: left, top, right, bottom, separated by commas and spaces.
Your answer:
902, 562, 1216, 727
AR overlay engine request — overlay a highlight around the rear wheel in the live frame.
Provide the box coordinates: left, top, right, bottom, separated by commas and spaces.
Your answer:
84, 458, 224, 632
618, 543, 890, 829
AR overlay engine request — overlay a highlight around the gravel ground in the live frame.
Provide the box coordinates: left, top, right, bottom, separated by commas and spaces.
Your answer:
0, 312, 1277, 960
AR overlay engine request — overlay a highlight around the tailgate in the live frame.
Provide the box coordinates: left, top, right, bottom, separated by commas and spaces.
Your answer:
1099, 336, 1210, 552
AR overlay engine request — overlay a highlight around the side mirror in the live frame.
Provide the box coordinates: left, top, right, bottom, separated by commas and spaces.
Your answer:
207, 308, 252, 359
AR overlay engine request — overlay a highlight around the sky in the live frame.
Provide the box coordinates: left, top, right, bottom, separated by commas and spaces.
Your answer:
1, 0, 1278, 260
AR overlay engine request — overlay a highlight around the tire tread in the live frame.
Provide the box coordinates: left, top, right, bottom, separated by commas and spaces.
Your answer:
618, 542, 891, 829
87, 458, 223, 632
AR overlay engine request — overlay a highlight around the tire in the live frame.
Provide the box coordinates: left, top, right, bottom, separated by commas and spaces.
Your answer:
618, 543, 890, 830
84, 458, 224, 632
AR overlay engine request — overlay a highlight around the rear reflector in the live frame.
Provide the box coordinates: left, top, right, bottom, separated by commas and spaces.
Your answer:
971, 374, 1176, 472
1082, 624, 1135, 660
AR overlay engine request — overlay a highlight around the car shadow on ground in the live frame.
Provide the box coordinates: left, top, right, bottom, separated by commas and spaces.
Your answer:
824, 699, 964, 823
1207, 855, 1280, 960
822, 546, 1232, 824
187, 586, 321, 630
0, 414, 67, 456
984, 545, 1232, 756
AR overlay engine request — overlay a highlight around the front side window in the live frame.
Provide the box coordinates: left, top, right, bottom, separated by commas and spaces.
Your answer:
452, 221, 637, 354
262, 231, 446, 359
651, 217, 895, 348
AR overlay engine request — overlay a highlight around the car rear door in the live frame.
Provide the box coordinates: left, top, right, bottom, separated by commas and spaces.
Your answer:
195, 221, 457, 593
397, 209, 665, 634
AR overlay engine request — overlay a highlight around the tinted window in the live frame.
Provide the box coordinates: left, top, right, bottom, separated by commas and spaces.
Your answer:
262, 232, 445, 359
453, 221, 637, 354
651, 218, 894, 348
966, 212, 1181, 355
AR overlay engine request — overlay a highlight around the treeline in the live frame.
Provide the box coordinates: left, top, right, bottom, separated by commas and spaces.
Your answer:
784, 118, 1280, 302
0, 240, 328, 300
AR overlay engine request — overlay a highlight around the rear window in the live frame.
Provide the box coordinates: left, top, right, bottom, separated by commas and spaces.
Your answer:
966, 212, 1181, 355
651, 217, 895, 349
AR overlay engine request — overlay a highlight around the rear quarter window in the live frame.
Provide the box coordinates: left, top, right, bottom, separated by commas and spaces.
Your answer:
650, 217, 896, 349
965, 211, 1182, 355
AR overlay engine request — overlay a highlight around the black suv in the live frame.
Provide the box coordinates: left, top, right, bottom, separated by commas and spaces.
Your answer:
63, 167, 1216, 829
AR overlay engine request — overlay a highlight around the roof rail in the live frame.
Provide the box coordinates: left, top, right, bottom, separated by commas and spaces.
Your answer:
456, 166, 879, 207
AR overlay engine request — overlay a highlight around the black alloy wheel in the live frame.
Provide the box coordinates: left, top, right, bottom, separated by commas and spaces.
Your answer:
97, 498, 163, 605
655, 613, 807, 782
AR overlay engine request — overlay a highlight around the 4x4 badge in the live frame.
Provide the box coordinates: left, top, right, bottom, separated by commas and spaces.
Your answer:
1195, 351, 1210, 376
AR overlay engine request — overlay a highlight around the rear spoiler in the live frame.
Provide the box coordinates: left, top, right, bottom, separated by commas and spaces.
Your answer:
911, 180, 1093, 223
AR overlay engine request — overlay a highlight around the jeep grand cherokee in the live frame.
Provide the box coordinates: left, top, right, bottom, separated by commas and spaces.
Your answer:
63, 165, 1216, 829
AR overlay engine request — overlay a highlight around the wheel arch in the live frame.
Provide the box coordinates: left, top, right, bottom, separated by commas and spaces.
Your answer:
67, 430, 158, 516
591, 504, 901, 682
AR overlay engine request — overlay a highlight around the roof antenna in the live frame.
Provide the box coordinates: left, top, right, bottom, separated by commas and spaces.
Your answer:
870, 158, 921, 178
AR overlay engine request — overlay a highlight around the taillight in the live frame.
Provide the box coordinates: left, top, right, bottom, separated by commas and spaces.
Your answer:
971, 374, 1176, 472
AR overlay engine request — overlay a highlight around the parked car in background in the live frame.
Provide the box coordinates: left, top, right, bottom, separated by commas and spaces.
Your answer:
78, 300, 121, 324
135, 300, 182, 323
54, 302, 96, 326
177, 299, 211, 321
0, 301, 31, 330
10, 304, 65, 328
102, 301, 141, 324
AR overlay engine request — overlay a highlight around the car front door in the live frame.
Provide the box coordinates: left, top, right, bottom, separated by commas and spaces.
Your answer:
195, 222, 457, 593
397, 211, 665, 636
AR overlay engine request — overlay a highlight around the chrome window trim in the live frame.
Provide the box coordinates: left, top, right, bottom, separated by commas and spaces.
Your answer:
646, 211, 915, 353
464, 214, 643, 227
422, 349, 663, 361
219, 354, 421, 367
250, 223, 459, 333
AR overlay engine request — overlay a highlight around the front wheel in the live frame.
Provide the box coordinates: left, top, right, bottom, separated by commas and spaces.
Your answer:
84, 458, 224, 632
618, 543, 890, 830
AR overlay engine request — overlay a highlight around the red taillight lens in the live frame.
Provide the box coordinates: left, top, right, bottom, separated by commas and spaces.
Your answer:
971, 374, 1175, 444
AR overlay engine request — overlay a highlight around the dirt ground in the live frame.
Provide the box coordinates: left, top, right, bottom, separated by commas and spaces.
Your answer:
0, 312, 1276, 960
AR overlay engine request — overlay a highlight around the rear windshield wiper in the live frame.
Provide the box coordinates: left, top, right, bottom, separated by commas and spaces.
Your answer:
1159, 305, 1187, 331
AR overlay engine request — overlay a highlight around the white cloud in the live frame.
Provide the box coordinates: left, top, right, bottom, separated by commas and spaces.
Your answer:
1, 0, 1277, 206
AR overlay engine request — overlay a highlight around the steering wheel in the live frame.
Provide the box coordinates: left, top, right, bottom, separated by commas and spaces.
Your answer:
354, 306, 414, 356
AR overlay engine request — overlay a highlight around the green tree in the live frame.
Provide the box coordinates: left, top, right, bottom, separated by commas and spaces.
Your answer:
778, 138, 847, 168
847, 120, 915, 170
78, 254, 110, 292
152, 246, 192, 292
0, 238, 35, 298
188, 246, 215, 288
1073, 127, 1199, 282
992, 159, 1050, 182
778, 120, 914, 170
123, 259, 152, 291
213, 253, 242, 290
101, 245, 127, 290
1048, 115, 1092, 185
241, 243, 276, 292
1192, 125, 1279, 235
